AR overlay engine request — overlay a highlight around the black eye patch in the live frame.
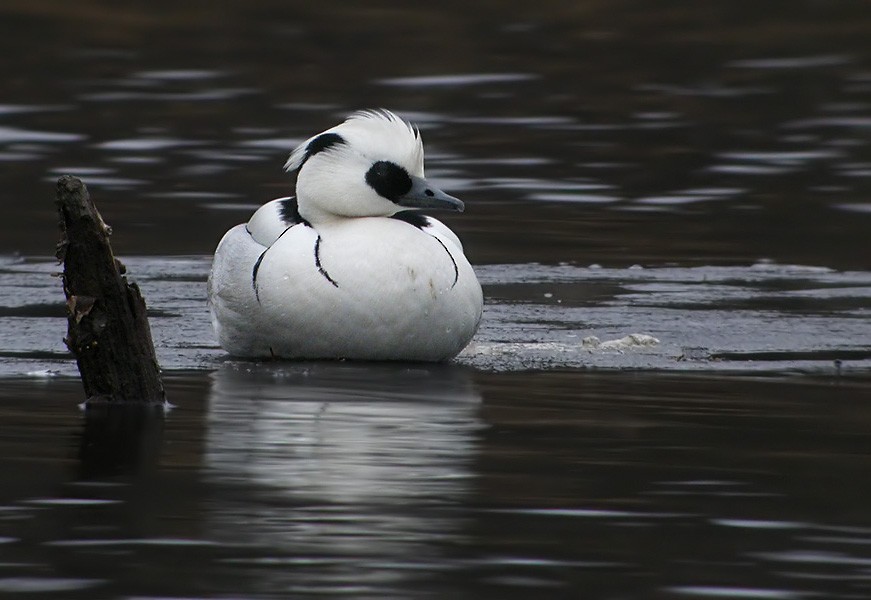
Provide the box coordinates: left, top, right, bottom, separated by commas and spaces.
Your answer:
365, 160, 412, 201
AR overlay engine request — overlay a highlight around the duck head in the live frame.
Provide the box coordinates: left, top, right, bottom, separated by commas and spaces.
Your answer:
285, 110, 463, 224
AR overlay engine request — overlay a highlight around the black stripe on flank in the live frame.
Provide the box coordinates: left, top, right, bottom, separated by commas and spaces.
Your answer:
314, 235, 339, 288
391, 210, 430, 229
278, 197, 310, 227
391, 213, 458, 288
252, 249, 268, 303
432, 236, 459, 289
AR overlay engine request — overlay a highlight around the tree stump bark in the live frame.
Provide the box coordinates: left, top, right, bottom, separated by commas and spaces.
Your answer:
55, 176, 165, 404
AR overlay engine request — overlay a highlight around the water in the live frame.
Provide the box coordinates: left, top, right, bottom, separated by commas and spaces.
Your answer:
1, 1, 871, 598
3, 256, 871, 375
2, 369, 871, 598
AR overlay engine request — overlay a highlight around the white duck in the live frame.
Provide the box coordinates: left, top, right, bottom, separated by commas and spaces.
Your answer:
208, 110, 483, 361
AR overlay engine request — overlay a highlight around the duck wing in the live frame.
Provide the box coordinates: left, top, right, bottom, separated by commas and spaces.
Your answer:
246, 197, 309, 247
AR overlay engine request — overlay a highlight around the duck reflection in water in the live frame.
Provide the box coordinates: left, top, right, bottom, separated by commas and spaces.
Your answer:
204, 362, 482, 558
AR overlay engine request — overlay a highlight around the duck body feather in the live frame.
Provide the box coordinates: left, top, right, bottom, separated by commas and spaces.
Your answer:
209, 200, 482, 361
208, 110, 483, 361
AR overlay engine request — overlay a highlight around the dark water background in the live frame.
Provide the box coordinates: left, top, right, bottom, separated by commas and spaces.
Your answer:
2, 0, 870, 267
1, 1, 871, 598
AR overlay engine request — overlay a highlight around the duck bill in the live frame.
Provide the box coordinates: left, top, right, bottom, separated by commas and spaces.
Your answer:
396, 176, 465, 212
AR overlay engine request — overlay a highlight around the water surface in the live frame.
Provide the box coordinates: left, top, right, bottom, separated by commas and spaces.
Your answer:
0, 1, 869, 268
2, 256, 870, 375
1, 368, 870, 599
1, 1, 871, 598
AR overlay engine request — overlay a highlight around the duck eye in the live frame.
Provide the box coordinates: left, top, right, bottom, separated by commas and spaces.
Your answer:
365, 160, 412, 201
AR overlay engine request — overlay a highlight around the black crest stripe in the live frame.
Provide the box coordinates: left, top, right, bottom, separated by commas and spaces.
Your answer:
305, 133, 345, 162
314, 235, 339, 288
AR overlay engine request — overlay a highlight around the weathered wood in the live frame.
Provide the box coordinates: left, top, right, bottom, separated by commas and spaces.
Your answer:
55, 175, 165, 404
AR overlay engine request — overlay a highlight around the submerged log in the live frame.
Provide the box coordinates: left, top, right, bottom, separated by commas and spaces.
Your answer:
55, 175, 165, 404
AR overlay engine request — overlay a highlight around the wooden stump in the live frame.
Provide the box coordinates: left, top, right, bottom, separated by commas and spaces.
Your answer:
55, 175, 165, 404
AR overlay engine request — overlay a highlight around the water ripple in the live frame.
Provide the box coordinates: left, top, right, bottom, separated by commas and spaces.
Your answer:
80, 88, 257, 102
377, 73, 537, 87
729, 54, 852, 69
96, 137, 200, 151
0, 577, 106, 593
132, 69, 226, 81
0, 126, 84, 144
667, 585, 802, 599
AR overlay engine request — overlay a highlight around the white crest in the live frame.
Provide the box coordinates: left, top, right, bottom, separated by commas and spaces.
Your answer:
284, 109, 424, 175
